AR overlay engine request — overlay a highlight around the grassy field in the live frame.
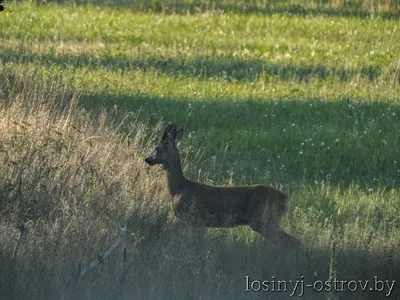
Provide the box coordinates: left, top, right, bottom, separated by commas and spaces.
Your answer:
0, 1, 399, 299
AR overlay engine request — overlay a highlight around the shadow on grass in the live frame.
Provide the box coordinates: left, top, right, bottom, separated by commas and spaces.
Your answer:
0, 63, 399, 185
79, 90, 400, 187
39, 0, 400, 20
0, 48, 392, 83
0, 222, 399, 300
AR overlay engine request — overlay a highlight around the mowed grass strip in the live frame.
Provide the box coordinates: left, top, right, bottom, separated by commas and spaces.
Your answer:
1, 3, 399, 70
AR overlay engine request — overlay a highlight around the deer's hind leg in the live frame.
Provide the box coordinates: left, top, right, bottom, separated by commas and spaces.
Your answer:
247, 199, 300, 249
274, 228, 301, 249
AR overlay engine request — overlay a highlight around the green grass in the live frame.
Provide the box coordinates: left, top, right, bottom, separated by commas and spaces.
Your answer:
0, 1, 399, 299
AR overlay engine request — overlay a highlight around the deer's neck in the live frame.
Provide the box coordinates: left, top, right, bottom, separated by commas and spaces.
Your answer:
163, 151, 186, 196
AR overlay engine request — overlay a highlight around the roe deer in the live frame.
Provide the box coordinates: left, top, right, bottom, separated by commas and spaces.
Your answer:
145, 124, 300, 249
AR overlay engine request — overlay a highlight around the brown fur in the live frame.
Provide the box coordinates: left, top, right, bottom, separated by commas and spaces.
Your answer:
145, 124, 300, 249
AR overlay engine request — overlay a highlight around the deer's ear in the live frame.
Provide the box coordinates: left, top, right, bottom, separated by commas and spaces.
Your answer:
163, 124, 177, 142
161, 124, 175, 142
163, 124, 184, 144
174, 125, 184, 144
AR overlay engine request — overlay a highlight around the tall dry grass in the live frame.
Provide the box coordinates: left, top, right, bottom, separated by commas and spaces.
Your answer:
0, 67, 181, 299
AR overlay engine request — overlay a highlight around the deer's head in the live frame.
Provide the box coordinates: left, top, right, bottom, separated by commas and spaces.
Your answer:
145, 124, 184, 167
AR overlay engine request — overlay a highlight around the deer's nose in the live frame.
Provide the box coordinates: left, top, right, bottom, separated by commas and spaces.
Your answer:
145, 157, 154, 166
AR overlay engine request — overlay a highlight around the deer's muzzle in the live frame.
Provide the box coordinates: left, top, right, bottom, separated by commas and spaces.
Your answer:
144, 157, 153, 166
